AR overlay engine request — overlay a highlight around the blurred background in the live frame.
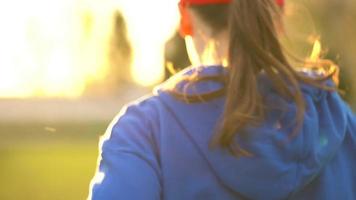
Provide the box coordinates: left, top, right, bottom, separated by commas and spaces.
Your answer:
0, 0, 355, 199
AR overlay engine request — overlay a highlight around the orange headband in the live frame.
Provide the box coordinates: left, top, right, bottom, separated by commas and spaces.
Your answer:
179, 0, 285, 36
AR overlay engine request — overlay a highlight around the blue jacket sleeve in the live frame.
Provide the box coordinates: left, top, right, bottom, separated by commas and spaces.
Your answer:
88, 101, 162, 200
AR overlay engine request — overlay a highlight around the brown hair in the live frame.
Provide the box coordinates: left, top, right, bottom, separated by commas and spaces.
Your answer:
170, 0, 337, 156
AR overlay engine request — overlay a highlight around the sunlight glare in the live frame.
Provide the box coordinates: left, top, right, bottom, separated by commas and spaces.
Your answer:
310, 39, 322, 62
0, 0, 180, 97
0, 0, 112, 98
116, 0, 180, 86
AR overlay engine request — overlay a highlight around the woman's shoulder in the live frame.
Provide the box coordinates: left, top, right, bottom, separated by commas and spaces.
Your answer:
258, 68, 338, 101
112, 94, 162, 127
154, 65, 228, 102
107, 65, 226, 137
108, 66, 196, 133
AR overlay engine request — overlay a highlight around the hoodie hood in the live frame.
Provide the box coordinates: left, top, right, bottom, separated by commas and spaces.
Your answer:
154, 65, 354, 199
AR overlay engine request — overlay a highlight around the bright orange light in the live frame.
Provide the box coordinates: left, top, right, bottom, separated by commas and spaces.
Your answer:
185, 36, 201, 67
310, 39, 322, 62
0, 0, 112, 98
0, 0, 180, 97
117, 0, 180, 86
307, 39, 339, 85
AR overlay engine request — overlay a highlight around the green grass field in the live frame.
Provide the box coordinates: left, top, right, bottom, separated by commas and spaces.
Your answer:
0, 122, 108, 200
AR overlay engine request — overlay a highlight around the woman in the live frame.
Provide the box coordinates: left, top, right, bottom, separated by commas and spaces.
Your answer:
89, 0, 356, 199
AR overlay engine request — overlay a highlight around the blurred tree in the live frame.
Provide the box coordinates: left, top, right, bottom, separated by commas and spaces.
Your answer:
85, 11, 133, 96
109, 11, 132, 84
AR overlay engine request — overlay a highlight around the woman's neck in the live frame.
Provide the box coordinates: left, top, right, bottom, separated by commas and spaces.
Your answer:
185, 31, 229, 67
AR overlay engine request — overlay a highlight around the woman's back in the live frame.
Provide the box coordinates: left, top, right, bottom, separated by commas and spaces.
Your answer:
89, 65, 356, 199
88, 0, 356, 198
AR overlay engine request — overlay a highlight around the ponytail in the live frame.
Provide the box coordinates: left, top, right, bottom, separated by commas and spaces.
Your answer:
171, 0, 337, 156
212, 0, 333, 156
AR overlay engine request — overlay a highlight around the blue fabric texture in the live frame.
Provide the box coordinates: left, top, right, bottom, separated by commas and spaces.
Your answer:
89, 65, 356, 200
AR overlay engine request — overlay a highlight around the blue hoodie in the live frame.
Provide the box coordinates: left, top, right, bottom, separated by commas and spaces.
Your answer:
89, 65, 356, 200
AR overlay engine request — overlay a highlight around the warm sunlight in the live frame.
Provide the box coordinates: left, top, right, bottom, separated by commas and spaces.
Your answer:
0, 0, 179, 97
116, 0, 179, 86
307, 39, 339, 85
310, 39, 322, 62
0, 0, 111, 98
